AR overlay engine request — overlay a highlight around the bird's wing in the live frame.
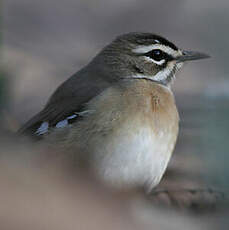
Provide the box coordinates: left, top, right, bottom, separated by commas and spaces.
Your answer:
18, 71, 112, 137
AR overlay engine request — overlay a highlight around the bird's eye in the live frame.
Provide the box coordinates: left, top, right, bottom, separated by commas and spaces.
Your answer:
145, 49, 165, 61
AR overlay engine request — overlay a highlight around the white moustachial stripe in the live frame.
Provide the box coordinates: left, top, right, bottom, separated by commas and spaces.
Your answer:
132, 65, 173, 83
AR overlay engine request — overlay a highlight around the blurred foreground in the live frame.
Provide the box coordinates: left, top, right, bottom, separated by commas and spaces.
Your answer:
0, 133, 228, 230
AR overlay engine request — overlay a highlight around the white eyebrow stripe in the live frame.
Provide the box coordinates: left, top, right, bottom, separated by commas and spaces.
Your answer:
133, 44, 178, 56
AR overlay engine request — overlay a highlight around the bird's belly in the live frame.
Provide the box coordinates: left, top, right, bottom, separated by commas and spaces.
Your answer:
91, 124, 177, 190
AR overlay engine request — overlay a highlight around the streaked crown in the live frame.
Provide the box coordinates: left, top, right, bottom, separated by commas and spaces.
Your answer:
91, 32, 209, 86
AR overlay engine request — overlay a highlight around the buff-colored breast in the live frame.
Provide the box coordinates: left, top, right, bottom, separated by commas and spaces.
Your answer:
57, 79, 179, 191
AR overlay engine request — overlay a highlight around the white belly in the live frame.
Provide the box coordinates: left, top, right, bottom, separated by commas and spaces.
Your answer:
91, 124, 176, 191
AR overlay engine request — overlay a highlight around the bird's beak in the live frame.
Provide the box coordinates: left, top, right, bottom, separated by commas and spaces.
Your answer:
175, 50, 210, 63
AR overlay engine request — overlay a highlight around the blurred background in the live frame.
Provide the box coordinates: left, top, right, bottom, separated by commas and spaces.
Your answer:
1, 0, 229, 229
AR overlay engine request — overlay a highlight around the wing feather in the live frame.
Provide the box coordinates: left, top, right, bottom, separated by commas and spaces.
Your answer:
18, 70, 112, 136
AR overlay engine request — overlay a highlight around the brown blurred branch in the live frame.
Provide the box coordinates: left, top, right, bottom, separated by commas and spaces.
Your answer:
150, 188, 229, 212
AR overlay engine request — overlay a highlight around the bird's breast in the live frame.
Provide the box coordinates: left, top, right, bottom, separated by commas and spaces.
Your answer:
86, 80, 179, 190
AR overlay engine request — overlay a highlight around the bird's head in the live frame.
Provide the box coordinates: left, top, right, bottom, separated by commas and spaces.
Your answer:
93, 32, 210, 86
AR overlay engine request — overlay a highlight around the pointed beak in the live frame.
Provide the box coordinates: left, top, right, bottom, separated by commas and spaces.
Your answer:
175, 50, 210, 63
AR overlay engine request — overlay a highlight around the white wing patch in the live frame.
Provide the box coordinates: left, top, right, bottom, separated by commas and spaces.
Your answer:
56, 119, 68, 128
35, 111, 93, 135
67, 114, 78, 119
35, 122, 49, 135
55, 114, 77, 128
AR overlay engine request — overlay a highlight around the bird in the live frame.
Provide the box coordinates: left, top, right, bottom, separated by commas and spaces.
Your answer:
19, 32, 210, 192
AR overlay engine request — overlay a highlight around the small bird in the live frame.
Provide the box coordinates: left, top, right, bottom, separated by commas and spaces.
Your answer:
19, 32, 209, 191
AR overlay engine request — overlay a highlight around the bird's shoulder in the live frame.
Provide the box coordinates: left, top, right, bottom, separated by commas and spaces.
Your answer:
18, 70, 113, 137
